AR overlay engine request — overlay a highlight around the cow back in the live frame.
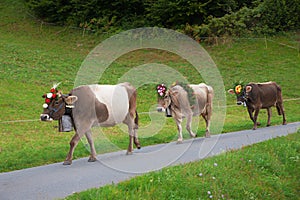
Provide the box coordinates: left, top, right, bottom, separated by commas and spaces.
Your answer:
246, 82, 280, 108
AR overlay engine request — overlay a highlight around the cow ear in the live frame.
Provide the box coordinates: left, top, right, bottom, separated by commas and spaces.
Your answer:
228, 89, 235, 94
245, 86, 252, 93
65, 95, 78, 105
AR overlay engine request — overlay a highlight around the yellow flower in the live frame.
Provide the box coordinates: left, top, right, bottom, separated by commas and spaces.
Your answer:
235, 85, 242, 94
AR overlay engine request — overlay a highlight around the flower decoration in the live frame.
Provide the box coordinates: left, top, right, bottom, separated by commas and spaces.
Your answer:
231, 81, 244, 95
42, 83, 61, 108
235, 85, 242, 94
156, 84, 167, 97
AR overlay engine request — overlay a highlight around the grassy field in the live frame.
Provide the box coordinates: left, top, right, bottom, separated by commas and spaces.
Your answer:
0, 0, 300, 173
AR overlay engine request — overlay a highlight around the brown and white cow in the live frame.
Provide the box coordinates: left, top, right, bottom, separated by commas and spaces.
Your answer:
156, 83, 213, 142
40, 82, 140, 165
228, 81, 287, 130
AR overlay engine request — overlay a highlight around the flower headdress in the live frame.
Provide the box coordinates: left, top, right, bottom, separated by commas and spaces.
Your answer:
232, 81, 244, 95
156, 84, 167, 98
42, 82, 61, 108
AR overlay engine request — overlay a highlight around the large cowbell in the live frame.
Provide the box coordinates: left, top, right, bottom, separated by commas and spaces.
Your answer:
58, 107, 74, 132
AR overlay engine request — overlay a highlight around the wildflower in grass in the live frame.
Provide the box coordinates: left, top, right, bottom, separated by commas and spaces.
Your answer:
207, 191, 211, 195
198, 173, 203, 177
214, 163, 218, 167
212, 176, 216, 180
209, 195, 213, 199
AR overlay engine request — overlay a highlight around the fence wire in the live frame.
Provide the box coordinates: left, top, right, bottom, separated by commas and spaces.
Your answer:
1, 98, 299, 124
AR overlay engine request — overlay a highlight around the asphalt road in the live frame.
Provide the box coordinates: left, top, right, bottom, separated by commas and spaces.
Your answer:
0, 122, 299, 200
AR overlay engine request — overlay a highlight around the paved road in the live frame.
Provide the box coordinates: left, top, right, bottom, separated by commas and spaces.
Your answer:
0, 122, 299, 200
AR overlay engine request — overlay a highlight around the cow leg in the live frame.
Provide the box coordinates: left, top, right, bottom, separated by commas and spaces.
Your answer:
252, 109, 260, 130
186, 114, 196, 138
276, 102, 287, 125
202, 114, 211, 138
64, 133, 81, 165
85, 131, 97, 162
266, 108, 272, 127
247, 107, 260, 128
175, 118, 183, 143
133, 129, 141, 149
127, 133, 134, 155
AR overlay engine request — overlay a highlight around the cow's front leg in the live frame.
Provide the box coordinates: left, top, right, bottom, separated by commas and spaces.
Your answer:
175, 118, 183, 143
266, 107, 272, 127
64, 133, 80, 165
252, 109, 260, 130
186, 114, 196, 138
85, 131, 97, 162
247, 107, 260, 129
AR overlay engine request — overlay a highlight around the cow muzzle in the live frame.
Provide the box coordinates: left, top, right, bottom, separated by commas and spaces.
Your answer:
156, 106, 166, 112
237, 101, 247, 107
40, 114, 53, 121
237, 101, 243, 105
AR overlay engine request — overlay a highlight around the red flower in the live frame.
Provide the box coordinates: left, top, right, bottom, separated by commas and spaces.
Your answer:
52, 93, 57, 99
50, 88, 55, 93
45, 98, 51, 104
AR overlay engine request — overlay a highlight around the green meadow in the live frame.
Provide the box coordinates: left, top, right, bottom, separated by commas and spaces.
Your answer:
0, 0, 299, 198
0, 0, 299, 183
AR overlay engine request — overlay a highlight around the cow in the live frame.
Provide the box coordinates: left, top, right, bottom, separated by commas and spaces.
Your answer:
156, 83, 213, 143
228, 81, 287, 130
40, 82, 140, 165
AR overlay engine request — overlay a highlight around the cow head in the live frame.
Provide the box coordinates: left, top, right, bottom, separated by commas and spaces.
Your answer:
156, 84, 168, 112
228, 83, 247, 106
40, 84, 78, 121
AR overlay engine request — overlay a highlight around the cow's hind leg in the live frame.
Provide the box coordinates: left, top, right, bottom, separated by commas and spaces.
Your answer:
85, 131, 97, 162
202, 114, 211, 138
276, 102, 287, 125
175, 118, 183, 143
133, 110, 141, 149
266, 107, 272, 127
64, 133, 81, 165
186, 114, 196, 138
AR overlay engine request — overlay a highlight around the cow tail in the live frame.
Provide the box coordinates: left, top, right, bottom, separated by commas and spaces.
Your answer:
275, 84, 283, 115
134, 110, 139, 129
206, 85, 214, 118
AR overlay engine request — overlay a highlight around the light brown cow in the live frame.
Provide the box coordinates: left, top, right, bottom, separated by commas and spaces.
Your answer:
157, 83, 213, 142
40, 82, 140, 165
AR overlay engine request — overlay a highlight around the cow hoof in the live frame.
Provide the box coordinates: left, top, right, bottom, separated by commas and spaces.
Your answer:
126, 151, 133, 155
137, 146, 141, 149
267, 124, 271, 127
252, 127, 257, 130
63, 160, 72, 165
88, 157, 97, 162
176, 140, 183, 144
283, 122, 287, 125
205, 134, 211, 138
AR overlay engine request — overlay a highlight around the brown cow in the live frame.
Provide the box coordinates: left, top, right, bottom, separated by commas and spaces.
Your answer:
40, 82, 140, 165
228, 81, 287, 130
157, 83, 213, 142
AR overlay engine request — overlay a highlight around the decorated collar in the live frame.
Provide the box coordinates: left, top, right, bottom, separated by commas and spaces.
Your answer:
156, 84, 167, 97
42, 83, 61, 108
